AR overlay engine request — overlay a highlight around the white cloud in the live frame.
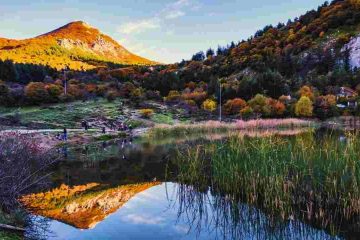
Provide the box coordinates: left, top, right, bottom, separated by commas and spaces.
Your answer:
118, 0, 200, 36
118, 18, 160, 34
171, 0, 190, 8
122, 214, 165, 225
165, 10, 185, 19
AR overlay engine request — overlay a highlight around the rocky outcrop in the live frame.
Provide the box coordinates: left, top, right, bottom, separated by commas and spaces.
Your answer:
343, 35, 360, 69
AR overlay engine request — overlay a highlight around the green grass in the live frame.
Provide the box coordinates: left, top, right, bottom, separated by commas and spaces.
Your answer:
151, 113, 175, 125
0, 99, 124, 128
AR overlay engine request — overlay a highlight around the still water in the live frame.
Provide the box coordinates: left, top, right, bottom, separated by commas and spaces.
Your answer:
22, 129, 359, 239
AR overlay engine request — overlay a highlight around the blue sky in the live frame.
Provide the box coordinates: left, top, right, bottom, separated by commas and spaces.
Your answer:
0, 0, 326, 63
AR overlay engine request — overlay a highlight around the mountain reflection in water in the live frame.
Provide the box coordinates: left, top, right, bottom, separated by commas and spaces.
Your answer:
21, 128, 359, 240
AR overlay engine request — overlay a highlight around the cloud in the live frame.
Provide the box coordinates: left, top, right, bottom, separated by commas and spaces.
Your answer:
118, 18, 160, 34
171, 0, 190, 8
118, 0, 200, 35
122, 214, 165, 225
165, 10, 185, 19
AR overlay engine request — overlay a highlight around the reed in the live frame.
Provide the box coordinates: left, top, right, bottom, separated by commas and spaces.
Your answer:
173, 131, 360, 236
149, 119, 314, 138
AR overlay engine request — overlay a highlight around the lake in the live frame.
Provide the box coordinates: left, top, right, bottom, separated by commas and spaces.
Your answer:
21, 128, 359, 240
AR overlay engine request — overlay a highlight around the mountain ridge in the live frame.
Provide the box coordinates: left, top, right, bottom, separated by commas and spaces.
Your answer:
0, 21, 156, 70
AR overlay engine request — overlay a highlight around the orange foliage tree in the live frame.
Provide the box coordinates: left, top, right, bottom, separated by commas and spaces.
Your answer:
223, 98, 247, 115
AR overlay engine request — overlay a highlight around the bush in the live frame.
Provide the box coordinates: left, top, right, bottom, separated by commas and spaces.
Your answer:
105, 90, 117, 102
0, 133, 54, 210
181, 90, 208, 106
223, 98, 247, 115
202, 99, 217, 112
165, 90, 181, 103
240, 106, 253, 118
248, 94, 269, 116
139, 109, 154, 118
295, 96, 313, 117
46, 84, 63, 102
25, 82, 50, 105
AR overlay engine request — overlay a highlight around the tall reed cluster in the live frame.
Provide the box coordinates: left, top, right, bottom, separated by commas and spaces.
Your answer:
150, 119, 314, 138
174, 132, 360, 235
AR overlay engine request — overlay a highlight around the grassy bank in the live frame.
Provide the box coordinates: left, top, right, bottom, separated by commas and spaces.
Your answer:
173, 131, 360, 236
0, 99, 124, 129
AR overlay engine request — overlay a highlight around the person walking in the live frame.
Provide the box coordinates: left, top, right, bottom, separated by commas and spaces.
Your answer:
63, 128, 67, 141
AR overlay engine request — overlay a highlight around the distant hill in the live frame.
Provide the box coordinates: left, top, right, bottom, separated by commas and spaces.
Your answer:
0, 21, 156, 70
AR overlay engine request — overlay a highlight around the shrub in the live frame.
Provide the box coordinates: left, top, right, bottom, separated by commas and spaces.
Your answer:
119, 82, 136, 98
202, 99, 217, 112
46, 84, 63, 101
295, 96, 313, 117
267, 98, 286, 116
25, 82, 50, 105
139, 109, 154, 118
248, 94, 269, 116
67, 84, 84, 99
0, 133, 54, 209
298, 85, 314, 101
240, 106, 253, 118
223, 98, 247, 115
165, 90, 181, 103
181, 90, 208, 106
105, 90, 117, 102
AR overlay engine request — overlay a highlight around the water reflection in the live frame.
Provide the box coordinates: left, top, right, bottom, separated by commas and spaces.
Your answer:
26, 183, 340, 240
21, 128, 360, 239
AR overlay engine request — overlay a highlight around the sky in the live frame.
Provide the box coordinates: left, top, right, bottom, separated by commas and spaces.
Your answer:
0, 0, 327, 63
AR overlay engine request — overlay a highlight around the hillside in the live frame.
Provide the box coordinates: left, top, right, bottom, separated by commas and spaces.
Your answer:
0, 21, 156, 70
169, 0, 360, 100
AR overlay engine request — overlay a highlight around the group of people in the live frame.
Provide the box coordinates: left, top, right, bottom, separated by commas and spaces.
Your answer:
55, 120, 133, 142
118, 122, 133, 132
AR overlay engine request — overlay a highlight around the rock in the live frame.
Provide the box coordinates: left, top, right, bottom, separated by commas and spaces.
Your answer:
343, 35, 360, 69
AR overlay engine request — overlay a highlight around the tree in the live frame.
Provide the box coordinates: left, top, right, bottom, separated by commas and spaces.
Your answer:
0, 82, 12, 106
298, 85, 314, 101
0, 60, 18, 82
25, 82, 50, 105
295, 96, 313, 117
223, 98, 247, 115
192, 51, 205, 61
248, 94, 270, 116
206, 48, 215, 58
46, 84, 63, 102
202, 99, 217, 112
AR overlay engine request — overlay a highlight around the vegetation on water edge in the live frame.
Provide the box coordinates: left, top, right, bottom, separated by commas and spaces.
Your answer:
149, 119, 314, 138
173, 131, 360, 236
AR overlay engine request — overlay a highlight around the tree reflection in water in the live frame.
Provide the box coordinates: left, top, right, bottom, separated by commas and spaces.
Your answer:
173, 184, 340, 240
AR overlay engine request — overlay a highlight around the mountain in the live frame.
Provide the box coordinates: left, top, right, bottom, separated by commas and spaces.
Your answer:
0, 21, 156, 70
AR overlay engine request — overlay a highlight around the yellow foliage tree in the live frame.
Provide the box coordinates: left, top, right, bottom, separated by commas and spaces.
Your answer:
295, 96, 313, 117
202, 99, 217, 112
298, 85, 314, 100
